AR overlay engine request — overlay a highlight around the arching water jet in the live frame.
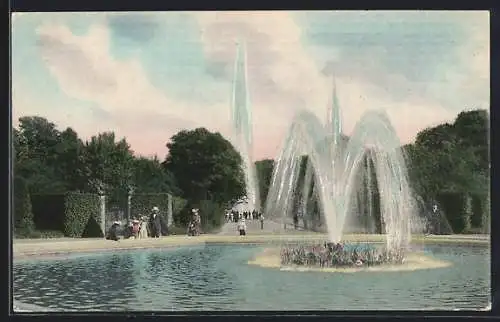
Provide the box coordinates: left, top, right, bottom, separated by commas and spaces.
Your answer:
264, 80, 422, 266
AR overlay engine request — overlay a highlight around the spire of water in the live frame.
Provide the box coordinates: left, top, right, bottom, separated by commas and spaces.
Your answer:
326, 76, 342, 146
232, 40, 252, 148
231, 39, 260, 211
265, 81, 418, 251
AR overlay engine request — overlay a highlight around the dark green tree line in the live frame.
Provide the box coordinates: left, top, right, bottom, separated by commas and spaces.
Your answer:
13, 117, 247, 236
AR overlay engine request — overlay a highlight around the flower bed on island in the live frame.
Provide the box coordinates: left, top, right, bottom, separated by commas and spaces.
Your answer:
280, 242, 406, 268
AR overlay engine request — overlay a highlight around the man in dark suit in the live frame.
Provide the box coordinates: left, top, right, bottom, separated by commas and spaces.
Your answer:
150, 206, 162, 238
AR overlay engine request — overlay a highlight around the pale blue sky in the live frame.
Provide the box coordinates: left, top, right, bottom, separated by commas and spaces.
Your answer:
12, 11, 489, 159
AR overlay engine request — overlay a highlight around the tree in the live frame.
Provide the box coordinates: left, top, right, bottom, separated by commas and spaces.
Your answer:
453, 109, 489, 174
133, 156, 180, 195
54, 127, 87, 191
405, 109, 489, 233
82, 132, 135, 203
163, 128, 245, 205
13, 117, 66, 194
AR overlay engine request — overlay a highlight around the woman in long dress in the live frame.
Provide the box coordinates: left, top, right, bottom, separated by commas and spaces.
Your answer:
139, 215, 149, 238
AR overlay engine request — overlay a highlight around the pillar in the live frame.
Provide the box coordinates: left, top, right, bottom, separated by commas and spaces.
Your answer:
462, 193, 472, 233
167, 193, 174, 227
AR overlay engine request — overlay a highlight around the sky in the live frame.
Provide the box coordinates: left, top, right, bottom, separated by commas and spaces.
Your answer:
11, 11, 489, 160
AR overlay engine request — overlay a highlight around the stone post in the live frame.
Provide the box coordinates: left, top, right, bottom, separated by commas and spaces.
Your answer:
167, 193, 174, 227
97, 187, 106, 237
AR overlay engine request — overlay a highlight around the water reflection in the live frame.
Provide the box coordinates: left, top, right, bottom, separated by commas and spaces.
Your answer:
13, 244, 490, 311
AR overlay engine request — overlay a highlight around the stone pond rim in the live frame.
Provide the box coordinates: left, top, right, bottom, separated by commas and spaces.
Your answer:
13, 234, 489, 260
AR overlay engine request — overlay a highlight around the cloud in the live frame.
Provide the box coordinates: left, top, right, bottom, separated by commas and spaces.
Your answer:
106, 13, 162, 43
195, 11, 482, 150
196, 12, 331, 152
24, 11, 489, 160
35, 22, 230, 158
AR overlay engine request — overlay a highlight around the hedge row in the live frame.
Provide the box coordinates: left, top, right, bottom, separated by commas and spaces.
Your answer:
64, 193, 101, 237
31, 192, 102, 237
436, 192, 487, 233
130, 193, 187, 226
297, 190, 488, 235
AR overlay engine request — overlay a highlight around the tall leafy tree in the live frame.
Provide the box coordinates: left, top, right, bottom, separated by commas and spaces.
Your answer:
83, 132, 135, 202
54, 127, 87, 191
14, 116, 66, 193
163, 127, 245, 204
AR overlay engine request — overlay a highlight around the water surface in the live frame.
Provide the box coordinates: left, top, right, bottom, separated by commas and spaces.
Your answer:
13, 244, 490, 311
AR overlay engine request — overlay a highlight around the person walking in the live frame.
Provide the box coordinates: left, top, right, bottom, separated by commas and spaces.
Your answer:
139, 215, 148, 238
150, 206, 162, 238
260, 214, 265, 230
237, 218, 247, 236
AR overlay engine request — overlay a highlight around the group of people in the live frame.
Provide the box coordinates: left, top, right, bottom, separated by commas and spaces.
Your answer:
106, 206, 164, 241
225, 209, 266, 236
225, 209, 263, 223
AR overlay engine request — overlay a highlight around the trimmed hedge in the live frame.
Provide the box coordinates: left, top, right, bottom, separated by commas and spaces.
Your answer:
13, 177, 35, 233
130, 193, 187, 226
31, 192, 101, 237
470, 194, 484, 228
64, 193, 101, 237
435, 192, 476, 233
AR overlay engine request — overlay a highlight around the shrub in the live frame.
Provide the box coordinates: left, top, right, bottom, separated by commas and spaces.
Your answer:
64, 192, 101, 237
13, 177, 35, 233
81, 213, 104, 238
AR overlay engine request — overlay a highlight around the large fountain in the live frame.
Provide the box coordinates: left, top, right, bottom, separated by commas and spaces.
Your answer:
263, 76, 419, 265
230, 41, 426, 268
230, 41, 260, 212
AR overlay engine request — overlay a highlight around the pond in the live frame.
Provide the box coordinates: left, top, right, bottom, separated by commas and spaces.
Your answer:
13, 244, 490, 311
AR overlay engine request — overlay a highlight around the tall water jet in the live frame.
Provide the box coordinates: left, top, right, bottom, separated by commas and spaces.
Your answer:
265, 78, 418, 254
230, 40, 260, 211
